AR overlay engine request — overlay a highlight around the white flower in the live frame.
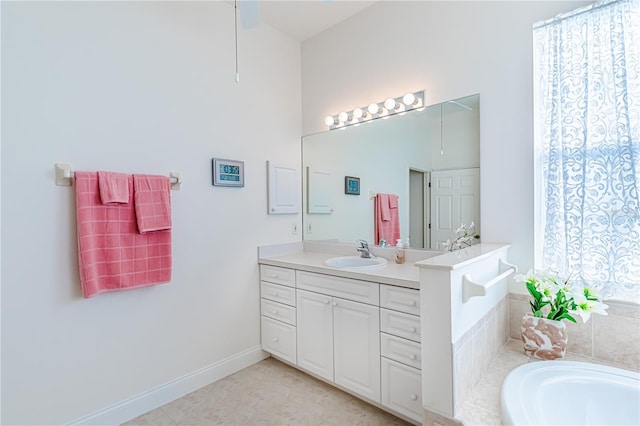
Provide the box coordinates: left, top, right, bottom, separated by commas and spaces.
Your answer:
571, 292, 609, 323
514, 269, 536, 283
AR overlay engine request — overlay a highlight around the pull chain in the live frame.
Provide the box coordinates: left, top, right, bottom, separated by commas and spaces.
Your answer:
234, 0, 240, 83
440, 103, 444, 155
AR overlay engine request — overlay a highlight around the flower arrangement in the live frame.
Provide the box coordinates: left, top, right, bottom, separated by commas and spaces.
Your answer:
515, 269, 609, 323
442, 222, 479, 252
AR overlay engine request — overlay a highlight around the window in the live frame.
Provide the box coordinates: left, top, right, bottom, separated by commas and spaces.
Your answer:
533, 0, 640, 302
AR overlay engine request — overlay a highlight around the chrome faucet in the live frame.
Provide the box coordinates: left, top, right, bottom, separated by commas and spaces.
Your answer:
356, 239, 376, 259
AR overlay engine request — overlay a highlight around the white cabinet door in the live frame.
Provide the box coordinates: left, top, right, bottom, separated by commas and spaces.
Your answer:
267, 161, 300, 214
333, 298, 381, 403
381, 357, 423, 423
261, 316, 296, 364
296, 289, 334, 381
307, 167, 333, 214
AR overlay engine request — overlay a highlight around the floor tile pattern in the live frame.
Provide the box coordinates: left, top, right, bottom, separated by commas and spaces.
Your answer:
124, 358, 410, 426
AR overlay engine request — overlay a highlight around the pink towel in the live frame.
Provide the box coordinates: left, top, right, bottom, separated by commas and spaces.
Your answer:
133, 174, 172, 234
379, 194, 391, 221
75, 172, 171, 298
98, 171, 129, 205
388, 194, 398, 209
374, 193, 400, 245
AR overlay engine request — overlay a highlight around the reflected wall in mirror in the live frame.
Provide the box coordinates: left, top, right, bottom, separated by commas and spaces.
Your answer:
302, 94, 480, 250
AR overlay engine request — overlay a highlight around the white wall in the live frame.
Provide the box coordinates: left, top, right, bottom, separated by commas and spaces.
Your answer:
301, 0, 592, 283
1, 2, 301, 424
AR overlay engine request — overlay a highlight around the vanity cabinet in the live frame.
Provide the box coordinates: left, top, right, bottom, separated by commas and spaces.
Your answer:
259, 264, 421, 424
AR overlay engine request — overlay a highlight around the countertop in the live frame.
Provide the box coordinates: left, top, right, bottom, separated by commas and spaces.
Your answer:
259, 251, 423, 290
258, 242, 512, 290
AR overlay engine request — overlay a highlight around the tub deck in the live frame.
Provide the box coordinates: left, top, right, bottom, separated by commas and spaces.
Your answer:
457, 339, 639, 425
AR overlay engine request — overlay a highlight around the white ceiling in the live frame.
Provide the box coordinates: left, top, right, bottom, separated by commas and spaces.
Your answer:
243, 1, 377, 42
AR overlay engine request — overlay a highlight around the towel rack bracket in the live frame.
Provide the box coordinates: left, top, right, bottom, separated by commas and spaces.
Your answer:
170, 172, 182, 190
55, 163, 73, 186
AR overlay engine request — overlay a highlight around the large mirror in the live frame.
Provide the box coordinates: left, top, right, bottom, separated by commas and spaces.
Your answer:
302, 94, 480, 250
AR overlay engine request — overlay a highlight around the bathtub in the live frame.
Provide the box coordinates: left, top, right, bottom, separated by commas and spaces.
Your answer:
501, 361, 640, 425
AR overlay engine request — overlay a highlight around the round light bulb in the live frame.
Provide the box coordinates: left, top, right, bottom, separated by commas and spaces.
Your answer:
352, 108, 363, 119
403, 93, 416, 106
384, 98, 397, 110
325, 115, 335, 126
338, 112, 349, 123
368, 103, 380, 115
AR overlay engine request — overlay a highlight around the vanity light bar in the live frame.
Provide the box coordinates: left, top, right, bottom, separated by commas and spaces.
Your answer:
324, 91, 424, 130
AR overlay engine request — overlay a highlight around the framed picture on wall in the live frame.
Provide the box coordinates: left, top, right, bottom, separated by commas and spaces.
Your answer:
212, 158, 244, 187
344, 176, 360, 195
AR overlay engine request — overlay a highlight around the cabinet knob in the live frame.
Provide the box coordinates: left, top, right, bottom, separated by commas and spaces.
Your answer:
272, 292, 278, 296
332, 301, 338, 307
410, 354, 417, 360
409, 300, 417, 306
273, 337, 279, 342
270, 273, 279, 278
271, 310, 278, 315
409, 327, 417, 333
410, 394, 418, 401
324, 300, 330, 304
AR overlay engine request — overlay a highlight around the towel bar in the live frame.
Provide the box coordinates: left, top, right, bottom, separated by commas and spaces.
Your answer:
369, 190, 399, 200
55, 163, 182, 190
461, 258, 517, 303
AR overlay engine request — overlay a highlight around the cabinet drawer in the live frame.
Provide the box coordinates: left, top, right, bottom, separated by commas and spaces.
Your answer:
261, 281, 296, 306
260, 265, 295, 287
380, 285, 420, 316
261, 316, 296, 364
381, 357, 423, 423
380, 309, 421, 343
381, 332, 421, 370
261, 299, 296, 326
296, 271, 379, 305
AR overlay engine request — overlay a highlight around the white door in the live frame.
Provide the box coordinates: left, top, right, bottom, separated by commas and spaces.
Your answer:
333, 298, 381, 403
296, 290, 334, 381
430, 168, 480, 249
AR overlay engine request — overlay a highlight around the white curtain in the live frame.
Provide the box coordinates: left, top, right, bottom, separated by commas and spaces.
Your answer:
534, 0, 640, 301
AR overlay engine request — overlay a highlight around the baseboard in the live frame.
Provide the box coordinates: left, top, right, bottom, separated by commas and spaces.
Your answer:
67, 346, 269, 426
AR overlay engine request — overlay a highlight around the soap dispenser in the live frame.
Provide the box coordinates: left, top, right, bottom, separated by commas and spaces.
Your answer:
395, 239, 405, 264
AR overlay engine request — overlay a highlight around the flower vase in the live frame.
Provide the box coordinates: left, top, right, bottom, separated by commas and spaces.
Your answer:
520, 313, 568, 360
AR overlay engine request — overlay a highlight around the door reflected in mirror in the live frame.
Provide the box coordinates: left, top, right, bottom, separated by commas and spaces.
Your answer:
302, 94, 480, 250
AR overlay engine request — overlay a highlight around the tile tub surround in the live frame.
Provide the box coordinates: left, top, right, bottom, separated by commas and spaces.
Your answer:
452, 296, 509, 414
509, 293, 640, 372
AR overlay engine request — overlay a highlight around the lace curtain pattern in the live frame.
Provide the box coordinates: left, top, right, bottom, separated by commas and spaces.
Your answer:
534, 0, 640, 301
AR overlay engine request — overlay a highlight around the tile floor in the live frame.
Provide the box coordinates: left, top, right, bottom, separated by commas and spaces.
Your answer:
124, 357, 411, 426
124, 339, 605, 426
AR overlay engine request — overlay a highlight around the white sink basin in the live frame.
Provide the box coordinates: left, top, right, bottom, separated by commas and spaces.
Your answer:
324, 256, 387, 270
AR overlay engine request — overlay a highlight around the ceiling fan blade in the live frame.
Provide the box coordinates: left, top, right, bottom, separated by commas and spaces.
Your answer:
239, 1, 260, 29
